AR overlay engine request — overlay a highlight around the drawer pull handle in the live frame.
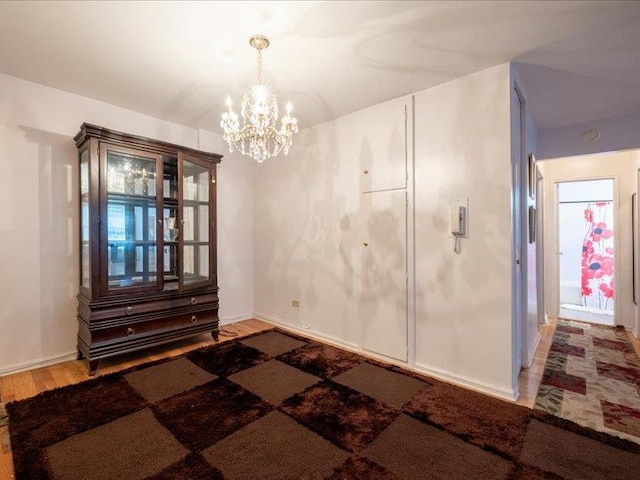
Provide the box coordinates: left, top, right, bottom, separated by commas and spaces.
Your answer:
363, 169, 369, 174
191, 297, 198, 305
190, 315, 198, 324
125, 306, 133, 315
126, 328, 135, 336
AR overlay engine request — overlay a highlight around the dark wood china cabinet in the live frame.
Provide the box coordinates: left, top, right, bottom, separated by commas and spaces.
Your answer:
75, 124, 221, 375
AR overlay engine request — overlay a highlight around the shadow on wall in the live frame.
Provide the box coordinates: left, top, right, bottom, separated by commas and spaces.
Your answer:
412, 67, 512, 376
255, 93, 409, 344
20, 126, 79, 356
417, 73, 510, 308
358, 199, 406, 322
256, 115, 362, 337
283, 124, 347, 322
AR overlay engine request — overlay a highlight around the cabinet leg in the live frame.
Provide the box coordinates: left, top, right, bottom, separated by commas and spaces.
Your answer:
88, 359, 99, 377
212, 330, 219, 342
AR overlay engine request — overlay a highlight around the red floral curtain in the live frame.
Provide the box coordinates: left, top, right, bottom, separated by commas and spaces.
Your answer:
581, 202, 614, 310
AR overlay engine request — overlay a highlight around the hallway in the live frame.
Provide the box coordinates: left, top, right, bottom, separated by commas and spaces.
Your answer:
519, 318, 640, 443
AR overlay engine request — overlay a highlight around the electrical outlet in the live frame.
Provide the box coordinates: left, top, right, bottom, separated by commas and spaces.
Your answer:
292, 300, 300, 308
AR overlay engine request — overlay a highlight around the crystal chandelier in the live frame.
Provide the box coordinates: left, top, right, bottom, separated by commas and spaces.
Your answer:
220, 35, 298, 163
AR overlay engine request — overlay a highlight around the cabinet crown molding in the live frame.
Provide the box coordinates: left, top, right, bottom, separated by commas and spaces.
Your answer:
74, 123, 222, 162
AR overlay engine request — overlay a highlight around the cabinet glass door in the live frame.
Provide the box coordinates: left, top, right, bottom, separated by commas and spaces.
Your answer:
162, 156, 179, 290
180, 155, 212, 289
102, 145, 161, 294
80, 148, 91, 293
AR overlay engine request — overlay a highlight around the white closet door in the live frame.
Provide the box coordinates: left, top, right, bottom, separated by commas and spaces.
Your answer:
359, 98, 408, 193
359, 189, 408, 361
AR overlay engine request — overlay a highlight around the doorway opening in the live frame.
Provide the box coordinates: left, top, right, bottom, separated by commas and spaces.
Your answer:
557, 179, 614, 326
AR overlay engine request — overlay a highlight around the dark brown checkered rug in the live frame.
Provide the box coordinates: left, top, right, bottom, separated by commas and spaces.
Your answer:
7, 328, 640, 479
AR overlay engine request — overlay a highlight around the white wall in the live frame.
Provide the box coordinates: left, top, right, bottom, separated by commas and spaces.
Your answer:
253, 99, 397, 346
198, 130, 255, 323
254, 63, 518, 399
0, 73, 254, 374
539, 150, 640, 334
414, 63, 515, 399
1, 63, 522, 397
538, 112, 640, 160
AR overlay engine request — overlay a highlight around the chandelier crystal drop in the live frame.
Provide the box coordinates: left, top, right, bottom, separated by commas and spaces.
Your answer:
220, 35, 298, 163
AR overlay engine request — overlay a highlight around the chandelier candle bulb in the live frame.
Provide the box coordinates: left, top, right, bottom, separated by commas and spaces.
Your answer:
220, 34, 298, 163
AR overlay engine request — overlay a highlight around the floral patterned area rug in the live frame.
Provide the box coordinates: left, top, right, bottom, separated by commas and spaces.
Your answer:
535, 319, 640, 444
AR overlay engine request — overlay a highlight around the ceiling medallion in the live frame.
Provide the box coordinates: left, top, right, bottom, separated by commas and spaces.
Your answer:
220, 35, 298, 163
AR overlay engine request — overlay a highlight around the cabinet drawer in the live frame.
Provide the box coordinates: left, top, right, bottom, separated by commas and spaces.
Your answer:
91, 309, 217, 344
89, 292, 218, 322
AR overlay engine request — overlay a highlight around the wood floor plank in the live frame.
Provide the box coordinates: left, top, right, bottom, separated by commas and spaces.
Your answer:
242, 318, 272, 331
0, 426, 10, 454
10, 372, 37, 402
59, 362, 80, 385
0, 422, 13, 479
66, 361, 87, 385
628, 330, 640, 358
0, 447, 14, 480
30, 368, 56, 395
232, 326, 252, 336
0, 377, 15, 404
49, 363, 75, 389
516, 319, 556, 408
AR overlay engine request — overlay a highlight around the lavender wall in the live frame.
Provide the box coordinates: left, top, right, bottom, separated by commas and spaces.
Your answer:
538, 112, 640, 160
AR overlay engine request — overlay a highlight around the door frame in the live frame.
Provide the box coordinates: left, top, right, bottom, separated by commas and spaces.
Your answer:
552, 176, 619, 325
635, 169, 640, 337
636, 168, 640, 338
510, 75, 527, 386
357, 96, 413, 364
536, 165, 546, 324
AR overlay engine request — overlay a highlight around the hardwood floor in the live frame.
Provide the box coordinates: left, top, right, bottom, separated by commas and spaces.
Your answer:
516, 319, 556, 408
1, 316, 639, 480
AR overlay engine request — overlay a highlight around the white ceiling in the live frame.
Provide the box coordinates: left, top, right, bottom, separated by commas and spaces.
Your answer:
0, 1, 639, 131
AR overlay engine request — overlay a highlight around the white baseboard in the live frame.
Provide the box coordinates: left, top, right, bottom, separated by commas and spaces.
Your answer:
255, 314, 359, 350
1, 314, 519, 404
220, 313, 255, 326
0, 351, 77, 377
256, 313, 519, 402
414, 361, 519, 401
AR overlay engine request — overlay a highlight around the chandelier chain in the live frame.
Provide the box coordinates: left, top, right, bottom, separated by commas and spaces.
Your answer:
256, 48, 262, 85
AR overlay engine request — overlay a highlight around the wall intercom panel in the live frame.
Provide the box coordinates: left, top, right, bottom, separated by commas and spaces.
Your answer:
449, 195, 469, 238
450, 205, 466, 236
